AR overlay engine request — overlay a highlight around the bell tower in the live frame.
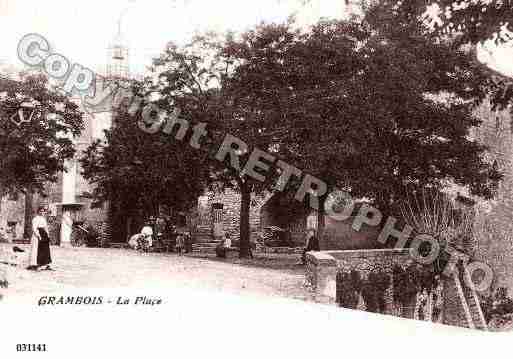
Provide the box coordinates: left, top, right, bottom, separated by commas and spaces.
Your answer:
343, 0, 365, 19
105, 19, 130, 80
105, 1, 136, 80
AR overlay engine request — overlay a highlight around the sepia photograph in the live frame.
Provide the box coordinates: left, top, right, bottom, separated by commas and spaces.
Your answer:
1, 0, 513, 357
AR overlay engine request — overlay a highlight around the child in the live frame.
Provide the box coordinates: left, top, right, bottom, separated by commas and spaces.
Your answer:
176, 234, 185, 256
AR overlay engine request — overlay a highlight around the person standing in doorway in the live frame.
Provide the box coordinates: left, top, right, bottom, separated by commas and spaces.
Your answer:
28, 206, 52, 271
155, 216, 166, 248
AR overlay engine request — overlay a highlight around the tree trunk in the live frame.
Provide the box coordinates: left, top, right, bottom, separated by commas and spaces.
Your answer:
23, 185, 33, 239
239, 182, 251, 259
317, 197, 326, 238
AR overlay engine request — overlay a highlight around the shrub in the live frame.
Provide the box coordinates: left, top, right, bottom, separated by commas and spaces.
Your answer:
480, 287, 513, 324
336, 270, 362, 309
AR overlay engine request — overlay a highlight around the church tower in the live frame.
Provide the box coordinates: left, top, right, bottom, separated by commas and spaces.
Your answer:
343, 0, 369, 19
105, 21, 130, 80
57, 10, 133, 247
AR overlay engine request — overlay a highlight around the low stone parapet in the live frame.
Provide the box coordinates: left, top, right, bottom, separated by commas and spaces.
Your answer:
305, 248, 489, 329
306, 249, 413, 302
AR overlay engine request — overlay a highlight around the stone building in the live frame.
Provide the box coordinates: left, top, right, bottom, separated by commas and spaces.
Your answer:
0, 93, 112, 244
0, 30, 125, 245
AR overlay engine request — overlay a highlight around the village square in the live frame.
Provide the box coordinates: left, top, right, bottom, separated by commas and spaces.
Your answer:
2, 0, 513, 331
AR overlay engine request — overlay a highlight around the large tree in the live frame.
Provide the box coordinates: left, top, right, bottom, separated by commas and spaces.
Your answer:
218, 15, 500, 231
80, 80, 211, 239
0, 72, 84, 235
146, 13, 500, 257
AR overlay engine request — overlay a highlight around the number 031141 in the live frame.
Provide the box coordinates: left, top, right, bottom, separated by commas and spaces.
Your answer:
16, 344, 47, 352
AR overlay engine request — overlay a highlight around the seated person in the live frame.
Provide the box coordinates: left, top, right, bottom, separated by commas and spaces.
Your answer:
155, 216, 166, 244
224, 233, 232, 248
215, 233, 231, 258
183, 231, 192, 253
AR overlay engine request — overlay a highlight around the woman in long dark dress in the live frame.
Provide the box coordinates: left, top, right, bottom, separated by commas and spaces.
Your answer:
28, 206, 52, 271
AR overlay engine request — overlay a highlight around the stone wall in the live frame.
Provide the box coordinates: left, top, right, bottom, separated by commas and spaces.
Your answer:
0, 195, 25, 240
306, 249, 490, 328
306, 249, 414, 306
320, 215, 384, 251
306, 250, 441, 322
260, 205, 308, 246
470, 101, 513, 293
203, 188, 264, 241
0, 113, 110, 244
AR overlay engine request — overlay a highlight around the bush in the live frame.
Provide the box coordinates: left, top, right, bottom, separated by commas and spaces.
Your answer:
481, 287, 513, 324
84, 225, 100, 247
336, 270, 362, 309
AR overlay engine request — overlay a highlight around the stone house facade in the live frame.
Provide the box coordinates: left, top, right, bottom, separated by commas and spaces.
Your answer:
0, 29, 125, 245
193, 189, 269, 242
0, 104, 111, 245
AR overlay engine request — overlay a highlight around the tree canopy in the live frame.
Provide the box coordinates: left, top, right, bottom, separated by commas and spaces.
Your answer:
365, 0, 513, 112
80, 81, 211, 221
0, 73, 84, 196
82, 4, 501, 254
142, 13, 500, 256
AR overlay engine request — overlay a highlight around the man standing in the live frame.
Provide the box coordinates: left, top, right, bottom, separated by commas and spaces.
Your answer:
155, 216, 166, 248
301, 229, 320, 265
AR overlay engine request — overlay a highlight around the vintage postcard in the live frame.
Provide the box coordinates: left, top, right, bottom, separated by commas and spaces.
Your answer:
2, 0, 513, 355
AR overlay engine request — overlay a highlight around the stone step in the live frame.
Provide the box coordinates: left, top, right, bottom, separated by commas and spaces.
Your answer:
193, 234, 215, 243
194, 233, 213, 238
191, 241, 221, 254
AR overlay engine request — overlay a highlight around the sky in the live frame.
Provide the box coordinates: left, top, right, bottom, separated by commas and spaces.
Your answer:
0, 0, 511, 77
0, 0, 345, 75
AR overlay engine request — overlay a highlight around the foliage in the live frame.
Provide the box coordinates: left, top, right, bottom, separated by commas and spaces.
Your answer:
481, 287, 513, 326
0, 73, 84, 195
336, 270, 363, 308
392, 264, 422, 307
80, 81, 209, 219
361, 270, 391, 313
366, 0, 513, 116
337, 268, 391, 313
217, 15, 498, 245
400, 189, 481, 254
130, 5, 500, 255
422, 0, 512, 45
